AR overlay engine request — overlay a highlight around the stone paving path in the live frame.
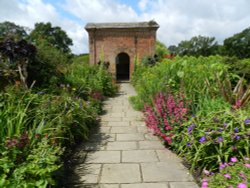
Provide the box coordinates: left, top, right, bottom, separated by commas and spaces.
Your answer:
68, 83, 198, 188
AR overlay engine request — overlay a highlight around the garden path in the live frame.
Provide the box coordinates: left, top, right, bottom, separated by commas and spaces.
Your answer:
67, 83, 198, 188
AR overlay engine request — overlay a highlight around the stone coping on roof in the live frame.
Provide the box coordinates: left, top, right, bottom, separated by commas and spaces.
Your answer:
85, 21, 159, 30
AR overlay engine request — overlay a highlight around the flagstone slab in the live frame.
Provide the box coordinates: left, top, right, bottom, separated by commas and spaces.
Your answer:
121, 183, 168, 188
106, 141, 137, 150
85, 151, 120, 164
77, 164, 101, 183
169, 182, 199, 188
100, 164, 141, 183
141, 162, 193, 182
139, 141, 165, 150
122, 150, 159, 163
108, 121, 130, 127
116, 133, 145, 141
111, 126, 137, 133
156, 149, 182, 163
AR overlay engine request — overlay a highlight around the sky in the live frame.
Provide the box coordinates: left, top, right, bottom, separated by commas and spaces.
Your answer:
0, 0, 250, 54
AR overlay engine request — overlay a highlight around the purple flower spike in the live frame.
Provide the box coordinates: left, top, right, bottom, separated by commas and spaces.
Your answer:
244, 118, 250, 124
199, 136, 206, 143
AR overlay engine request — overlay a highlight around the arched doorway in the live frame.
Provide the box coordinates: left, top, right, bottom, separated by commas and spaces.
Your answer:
116, 52, 130, 80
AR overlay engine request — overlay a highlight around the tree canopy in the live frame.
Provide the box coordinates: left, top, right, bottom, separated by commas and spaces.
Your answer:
224, 27, 250, 59
29, 22, 73, 54
171, 35, 218, 57
0, 21, 28, 41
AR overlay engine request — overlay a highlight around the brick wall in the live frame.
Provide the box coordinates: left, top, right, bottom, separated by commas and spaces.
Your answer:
87, 27, 157, 80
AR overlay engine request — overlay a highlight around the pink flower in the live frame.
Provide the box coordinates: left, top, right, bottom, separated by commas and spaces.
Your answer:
228, 186, 233, 188
244, 163, 250, 168
231, 157, 238, 163
224, 174, 231, 179
201, 178, 208, 188
219, 163, 228, 170
237, 183, 247, 188
203, 169, 210, 176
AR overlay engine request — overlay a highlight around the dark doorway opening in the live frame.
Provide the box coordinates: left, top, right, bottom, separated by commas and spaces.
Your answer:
116, 53, 130, 80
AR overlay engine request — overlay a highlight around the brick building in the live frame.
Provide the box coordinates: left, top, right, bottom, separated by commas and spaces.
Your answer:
85, 21, 159, 81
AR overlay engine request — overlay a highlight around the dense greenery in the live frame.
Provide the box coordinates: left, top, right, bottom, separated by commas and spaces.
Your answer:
0, 21, 117, 187
131, 56, 250, 187
169, 26, 250, 59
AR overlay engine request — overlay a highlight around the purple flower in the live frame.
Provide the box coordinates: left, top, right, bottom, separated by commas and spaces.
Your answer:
231, 157, 238, 163
235, 135, 241, 140
244, 118, 250, 124
223, 123, 228, 128
187, 142, 192, 147
234, 128, 239, 133
199, 136, 206, 143
187, 124, 195, 134
237, 183, 247, 188
224, 173, 231, 179
217, 137, 224, 143
218, 128, 223, 132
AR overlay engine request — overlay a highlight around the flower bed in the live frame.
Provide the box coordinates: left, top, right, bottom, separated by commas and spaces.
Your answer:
130, 56, 250, 187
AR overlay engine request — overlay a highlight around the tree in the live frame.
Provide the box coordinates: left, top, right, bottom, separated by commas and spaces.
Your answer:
176, 35, 218, 57
0, 21, 28, 41
168, 45, 178, 55
224, 27, 250, 59
0, 38, 36, 88
29, 22, 73, 54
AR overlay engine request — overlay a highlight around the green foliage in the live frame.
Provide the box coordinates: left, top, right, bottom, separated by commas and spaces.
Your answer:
156, 40, 169, 61
29, 22, 73, 54
223, 57, 250, 83
131, 56, 229, 112
175, 35, 218, 57
224, 27, 250, 59
73, 54, 89, 64
0, 21, 28, 41
179, 109, 250, 172
27, 39, 70, 87
0, 138, 62, 187
64, 62, 117, 99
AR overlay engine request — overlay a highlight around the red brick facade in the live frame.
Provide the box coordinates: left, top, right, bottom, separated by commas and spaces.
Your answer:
85, 21, 159, 80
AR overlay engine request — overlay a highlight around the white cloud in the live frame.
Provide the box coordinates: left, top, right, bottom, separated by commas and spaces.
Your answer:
1, 0, 250, 53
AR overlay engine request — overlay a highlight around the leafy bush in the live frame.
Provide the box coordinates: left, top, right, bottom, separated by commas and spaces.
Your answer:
131, 56, 229, 112
64, 62, 117, 100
